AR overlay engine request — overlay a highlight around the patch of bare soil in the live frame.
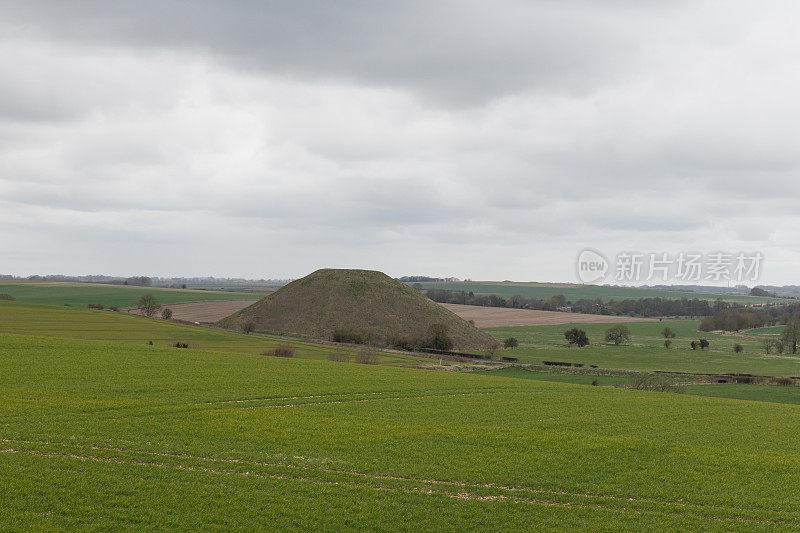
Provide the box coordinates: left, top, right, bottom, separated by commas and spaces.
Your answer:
439, 303, 657, 328
129, 300, 258, 322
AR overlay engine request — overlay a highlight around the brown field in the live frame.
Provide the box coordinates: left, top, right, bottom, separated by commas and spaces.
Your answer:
439, 303, 657, 328
129, 299, 258, 322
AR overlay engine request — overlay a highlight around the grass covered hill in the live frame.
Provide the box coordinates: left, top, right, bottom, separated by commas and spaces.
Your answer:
217, 269, 498, 350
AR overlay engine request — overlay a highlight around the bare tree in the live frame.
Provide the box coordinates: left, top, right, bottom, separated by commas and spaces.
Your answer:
782, 320, 800, 354
137, 294, 161, 318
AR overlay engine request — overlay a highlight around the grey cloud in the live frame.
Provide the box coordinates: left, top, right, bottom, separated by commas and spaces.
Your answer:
1, 1, 668, 106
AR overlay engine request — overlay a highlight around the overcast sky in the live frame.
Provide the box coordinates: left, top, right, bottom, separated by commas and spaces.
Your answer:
2, 1, 800, 284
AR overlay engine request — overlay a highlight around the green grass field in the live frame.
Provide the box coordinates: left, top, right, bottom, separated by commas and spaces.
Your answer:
3, 334, 800, 529
485, 321, 800, 375
0, 281, 258, 308
417, 281, 785, 304
0, 301, 421, 366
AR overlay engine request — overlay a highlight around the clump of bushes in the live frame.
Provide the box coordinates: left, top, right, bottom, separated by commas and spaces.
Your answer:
354, 350, 379, 365
627, 373, 685, 393
388, 333, 416, 351
109, 306, 119, 312
87, 303, 104, 310
503, 337, 519, 348
161, 308, 173, 320
771, 377, 794, 386
328, 352, 349, 363
425, 323, 454, 351
664, 339, 672, 349
733, 343, 743, 353
543, 360, 573, 367
564, 328, 589, 347
333, 327, 372, 345
501, 356, 518, 362
0, 294, 14, 300
173, 342, 189, 348
263, 345, 295, 357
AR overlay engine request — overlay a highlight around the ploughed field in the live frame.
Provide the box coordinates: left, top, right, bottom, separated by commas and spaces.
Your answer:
441, 303, 657, 328
3, 333, 800, 530
128, 299, 259, 322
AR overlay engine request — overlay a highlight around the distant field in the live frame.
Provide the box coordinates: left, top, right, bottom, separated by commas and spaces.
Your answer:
479, 367, 800, 407
3, 334, 800, 529
417, 281, 785, 304
0, 281, 259, 308
485, 321, 800, 376
441, 303, 656, 327
0, 301, 421, 365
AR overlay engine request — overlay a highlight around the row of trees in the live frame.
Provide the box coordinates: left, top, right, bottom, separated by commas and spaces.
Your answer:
423, 289, 733, 318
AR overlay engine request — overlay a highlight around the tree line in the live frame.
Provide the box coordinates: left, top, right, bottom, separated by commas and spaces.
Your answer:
423, 288, 729, 317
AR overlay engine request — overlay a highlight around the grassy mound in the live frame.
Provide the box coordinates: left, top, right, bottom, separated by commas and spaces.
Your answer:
216, 268, 498, 350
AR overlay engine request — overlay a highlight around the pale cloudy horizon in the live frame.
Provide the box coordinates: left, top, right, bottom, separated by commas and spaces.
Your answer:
3, 1, 800, 284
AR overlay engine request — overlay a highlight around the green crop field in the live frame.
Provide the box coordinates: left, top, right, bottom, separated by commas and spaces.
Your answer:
485, 321, 800, 375
0, 301, 421, 366
0, 281, 259, 309
417, 281, 786, 304
3, 333, 800, 529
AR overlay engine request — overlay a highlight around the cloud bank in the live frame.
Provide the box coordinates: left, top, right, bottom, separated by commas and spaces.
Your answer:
2, 1, 799, 283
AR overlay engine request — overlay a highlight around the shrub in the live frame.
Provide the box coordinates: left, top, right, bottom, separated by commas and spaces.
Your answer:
147, 340, 153, 345
109, 306, 119, 312
425, 323, 454, 351
733, 343, 743, 353
699, 339, 710, 350
388, 333, 416, 351
776, 341, 786, 354
241, 320, 255, 334
772, 377, 793, 386
501, 356, 518, 362
564, 328, 589, 347
629, 373, 685, 393
591, 379, 599, 386
333, 327, 367, 344
328, 352, 349, 363
543, 361, 572, 366
161, 308, 173, 320
690, 341, 699, 350
354, 350, 379, 365
87, 303, 104, 310
263, 345, 295, 357
503, 337, 519, 348
137, 294, 161, 318
173, 342, 188, 348
661, 327, 676, 338
604, 325, 630, 345
573, 363, 584, 368
664, 339, 672, 349
0, 294, 14, 300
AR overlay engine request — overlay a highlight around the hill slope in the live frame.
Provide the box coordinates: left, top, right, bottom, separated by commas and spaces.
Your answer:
216, 269, 498, 350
